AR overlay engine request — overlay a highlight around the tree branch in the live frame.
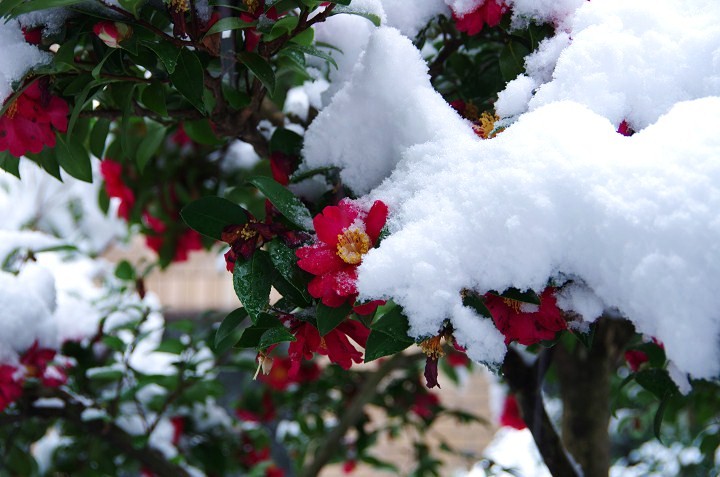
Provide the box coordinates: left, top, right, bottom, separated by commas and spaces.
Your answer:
7, 388, 191, 477
299, 352, 425, 477
502, 347, 581, 477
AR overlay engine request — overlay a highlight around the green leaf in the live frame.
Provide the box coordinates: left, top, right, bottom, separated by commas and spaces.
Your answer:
136, 120, 166, 171
233, 251, 273, 323
290, 27, 314, 46
0, 151, 20, 178
56, 135, 92, 182
635, 369, 678, 400
496, 287, 541, 305
180, 196, 249, 241
332, 5, 382, 26
203, 17, 255, 37
268, 240, 311, 302
499, 42, 531, 82
317, 302, 352, 336
155, 338, 185, 354
214, 308, 248, 352
235, 313, 296, 349
270, 127, 303, 155
92, 49, 117, 79
117, 0, 146, 17
248, 176, 312, 230
5, 0, 85, 16
237, 52, 276, 95
365, 307, 414, 362
183, 119, 224, 145
285, 44, 338, 69
101, 335, 126, 352
266, 15, 299, 41
170, 49, 206, 112
142, 40, 181, 74
653, 394, 672, 441
461, 293, 492, 318
141, 82, 168, 117
90, 118, 111, 158
114, 260, 135, 280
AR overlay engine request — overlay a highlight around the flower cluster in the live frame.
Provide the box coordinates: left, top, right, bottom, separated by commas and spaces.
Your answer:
0, 81, 69, 158
0, 342, 67, 412
484, 288, 566, 346
284, 315, 370, 375
100, 159, 136, 220
296, 199, 388, 312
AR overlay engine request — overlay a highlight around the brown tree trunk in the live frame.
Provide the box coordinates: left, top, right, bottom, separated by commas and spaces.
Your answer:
555, 317, 634, 477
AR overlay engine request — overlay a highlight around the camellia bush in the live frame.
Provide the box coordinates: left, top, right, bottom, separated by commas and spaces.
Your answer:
1, 0, 720, 476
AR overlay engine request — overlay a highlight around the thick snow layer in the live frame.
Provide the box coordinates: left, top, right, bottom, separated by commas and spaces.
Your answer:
0, 20, 49, 103
303, 28, 466, 195
304, 4, 720, 379
380, 0, 450, 38
502, 0, 720, 131
359, 97, 720, 378
508, 0, 583, 29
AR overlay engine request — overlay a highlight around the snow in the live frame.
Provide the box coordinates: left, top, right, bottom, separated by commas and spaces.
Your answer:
304, 9, 720, 380
506, 0, 720, 131
0, 19, 49, 103
303, 28, 464, 195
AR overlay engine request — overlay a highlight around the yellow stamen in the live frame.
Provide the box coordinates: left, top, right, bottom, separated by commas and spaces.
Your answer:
419, 335, 445, 359
4, 100, 18, 119
170, 0, 189, 13
336, 227, 371, 265
502, 298, 523, 313
244, 0, 260, 13
477, 112, 501, 139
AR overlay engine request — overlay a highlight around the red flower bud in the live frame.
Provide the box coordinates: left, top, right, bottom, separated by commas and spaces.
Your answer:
93, 21, 132, 48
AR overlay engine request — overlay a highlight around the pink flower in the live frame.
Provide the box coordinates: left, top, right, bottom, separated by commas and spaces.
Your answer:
499, 394, 526, 429
0, 81, 69, 158
453, 0, 507, 35
0, 365, 23, 412
100, 159, 136, 220
484, 288, 566, 345
296, 200, 388, 311
93, 21, 133, 48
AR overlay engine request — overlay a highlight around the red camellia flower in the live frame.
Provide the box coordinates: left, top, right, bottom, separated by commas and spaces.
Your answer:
285, 316, 370, 375
100, 159, 136, 220
624, 350, 649, 372
296, 199, 388, 311
617, 120, 634, 136
453, 0, 507, 35
499, 394, 526, 430
0, 365, 24, 412
258, 356, 321, 391
411, 392, 440, 419
93, 21, 133, 48
20, 341, 67, 388
144, 213, 203, 263
484, 288, 566, 345
0, 81, 69, 158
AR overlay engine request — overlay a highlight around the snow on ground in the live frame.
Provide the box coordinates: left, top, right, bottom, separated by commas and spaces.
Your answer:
304, 0, 720, 381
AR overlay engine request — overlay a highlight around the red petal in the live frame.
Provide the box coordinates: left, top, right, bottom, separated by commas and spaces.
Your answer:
364, 200, 388, 244
314, 201, 358, 245
353, 300, 385, 315
296, 243, 345, 275
336, 319, 370, 348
